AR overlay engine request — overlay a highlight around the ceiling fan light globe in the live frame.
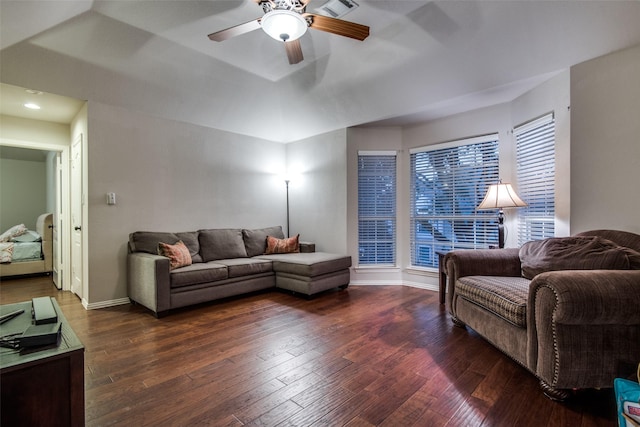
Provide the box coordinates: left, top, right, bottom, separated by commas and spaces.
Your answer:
261, 9, 307, 42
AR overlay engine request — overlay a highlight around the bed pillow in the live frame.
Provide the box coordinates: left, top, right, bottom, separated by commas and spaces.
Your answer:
0, 224, 27, 242
519, 236, 638, 279
158, 240, 192, 270
264, 234, 300, 254
11, 230, 42, 242
0, 242, 14, 263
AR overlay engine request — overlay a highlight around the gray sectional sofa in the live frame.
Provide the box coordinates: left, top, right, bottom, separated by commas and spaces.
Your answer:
127, 226, 351, 317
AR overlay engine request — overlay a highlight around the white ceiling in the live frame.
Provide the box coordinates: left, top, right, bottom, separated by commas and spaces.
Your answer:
2, 1, 640, 142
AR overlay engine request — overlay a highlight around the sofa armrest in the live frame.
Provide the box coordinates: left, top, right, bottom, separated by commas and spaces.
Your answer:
299, 242, 315, 253
445, 248, 521, 309
127, 252, 171, 316
527, 270, 640, 389
530, 270, 640, 325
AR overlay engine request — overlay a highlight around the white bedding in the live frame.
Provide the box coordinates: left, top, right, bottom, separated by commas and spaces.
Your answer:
12, 241, 43, 261
0, 230, 43, 263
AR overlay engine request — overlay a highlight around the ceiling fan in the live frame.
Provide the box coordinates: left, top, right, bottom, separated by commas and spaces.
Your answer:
207, 0, 370, 65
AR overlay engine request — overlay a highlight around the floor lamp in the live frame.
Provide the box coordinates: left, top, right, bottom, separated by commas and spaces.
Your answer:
285, 179, 290, 237
477, 181, 527, 248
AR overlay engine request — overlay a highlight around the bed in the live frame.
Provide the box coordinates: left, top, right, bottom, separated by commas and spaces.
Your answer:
0, 213, 53, 278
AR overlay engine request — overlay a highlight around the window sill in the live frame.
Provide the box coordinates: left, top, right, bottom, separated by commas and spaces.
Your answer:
354, 265, 401, 274
405, 266, 438, 276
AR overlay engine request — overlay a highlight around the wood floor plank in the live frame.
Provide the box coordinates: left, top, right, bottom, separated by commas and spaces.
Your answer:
0, 277, 618, 426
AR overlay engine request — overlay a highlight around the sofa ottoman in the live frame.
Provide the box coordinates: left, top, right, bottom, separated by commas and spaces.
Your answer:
256, 252, 352, 296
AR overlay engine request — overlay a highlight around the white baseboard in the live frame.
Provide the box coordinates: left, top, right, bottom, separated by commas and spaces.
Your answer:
349, 280, 440, 293
84, 283, 439, 310
83, 297, 131, 310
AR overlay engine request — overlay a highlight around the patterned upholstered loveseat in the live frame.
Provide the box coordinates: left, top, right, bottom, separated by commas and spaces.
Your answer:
445, 229, 640, 400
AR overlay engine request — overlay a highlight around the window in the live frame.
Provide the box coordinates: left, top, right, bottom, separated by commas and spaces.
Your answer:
357, 151, 396, 265
410, 136, 499, 268
515, 113, 555, 245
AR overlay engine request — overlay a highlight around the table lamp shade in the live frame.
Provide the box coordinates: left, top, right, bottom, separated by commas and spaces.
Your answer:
477, 182, 527, 248
477, 183, 527, 210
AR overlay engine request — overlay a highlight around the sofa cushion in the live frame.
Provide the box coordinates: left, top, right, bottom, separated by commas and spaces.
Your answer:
198, 229, 247, 262
170, 262, 228, 288
519, 236, 640, 280
158, 240, 192, 270
130, 231, 202, 263
257, 252, 352, 277
243, 226, 285, 257
175, 232, 202, 263
265, 234, 300, 254
214, 258, 273, 278
456, 275, 531, 328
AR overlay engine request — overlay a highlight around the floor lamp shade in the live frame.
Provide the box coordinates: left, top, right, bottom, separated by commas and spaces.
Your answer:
477, 182, 527, 248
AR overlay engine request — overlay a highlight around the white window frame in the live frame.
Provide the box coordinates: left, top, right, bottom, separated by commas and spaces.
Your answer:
357, 151, 397, 266
515, 113, 556, 245
410, 135, 500, 269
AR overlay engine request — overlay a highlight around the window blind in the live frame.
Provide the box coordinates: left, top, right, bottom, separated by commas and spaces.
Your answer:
357, 152, 397, 265
410, 136, 499, 268
515, 113, 555, 245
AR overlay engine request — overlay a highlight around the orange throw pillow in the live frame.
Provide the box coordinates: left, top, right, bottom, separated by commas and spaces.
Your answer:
264, 234, 300, 254
158, 240, 192, 270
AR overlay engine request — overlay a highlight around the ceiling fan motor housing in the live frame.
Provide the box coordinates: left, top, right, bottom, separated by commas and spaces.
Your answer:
260, 0, 310, 42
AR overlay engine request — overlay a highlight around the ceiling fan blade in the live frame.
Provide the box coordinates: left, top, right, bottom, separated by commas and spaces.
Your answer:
303, 13, 369, 41
208, 19, 261, 42
284, 39, 304, 64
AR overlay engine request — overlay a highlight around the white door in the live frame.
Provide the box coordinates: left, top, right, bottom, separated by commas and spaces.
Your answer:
71, 135, 83, 298
52, 152, 62, 289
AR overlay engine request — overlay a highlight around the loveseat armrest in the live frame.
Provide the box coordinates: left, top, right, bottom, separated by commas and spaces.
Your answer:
299, 242, 315, 253
530, 270, 640, 325
445, 248, 521, 308
127, 252, 171, 316
528, 269, 640, 390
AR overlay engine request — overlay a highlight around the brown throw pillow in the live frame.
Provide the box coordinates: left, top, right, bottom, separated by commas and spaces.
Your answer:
158, 240, 192, 270
264, 234, 300, 254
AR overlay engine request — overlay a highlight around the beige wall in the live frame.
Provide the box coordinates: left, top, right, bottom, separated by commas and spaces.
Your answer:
0, 115, 69, 233
85, 102, 288, 305
286, 129, 349, 254
570, 44, 640, 234
0, 115, 69, 146
0, 157, 46, 230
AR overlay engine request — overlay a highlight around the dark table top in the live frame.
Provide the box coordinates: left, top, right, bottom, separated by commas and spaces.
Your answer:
0, 298, 84, 372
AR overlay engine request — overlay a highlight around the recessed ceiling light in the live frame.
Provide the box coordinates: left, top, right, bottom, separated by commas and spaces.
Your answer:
24, 103, 41, 110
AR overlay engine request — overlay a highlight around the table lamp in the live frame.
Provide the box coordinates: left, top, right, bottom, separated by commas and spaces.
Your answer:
477, 181, 527, 248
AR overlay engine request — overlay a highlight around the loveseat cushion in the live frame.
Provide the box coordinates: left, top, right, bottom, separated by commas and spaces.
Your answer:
129, 231, 202, 263
257, 252, 352, 277
242, 226, 285, 257
199, 229, 247, 262
170, 262, 228, 288
214, 258, 273, 278
519, 236, 640, 280
456, 275, 530, 328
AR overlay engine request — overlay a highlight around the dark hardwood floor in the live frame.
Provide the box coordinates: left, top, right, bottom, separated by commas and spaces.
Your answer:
0, 276, 618, 426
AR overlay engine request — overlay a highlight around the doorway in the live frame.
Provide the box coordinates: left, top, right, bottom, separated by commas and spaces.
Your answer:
0, 142, 72, 292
